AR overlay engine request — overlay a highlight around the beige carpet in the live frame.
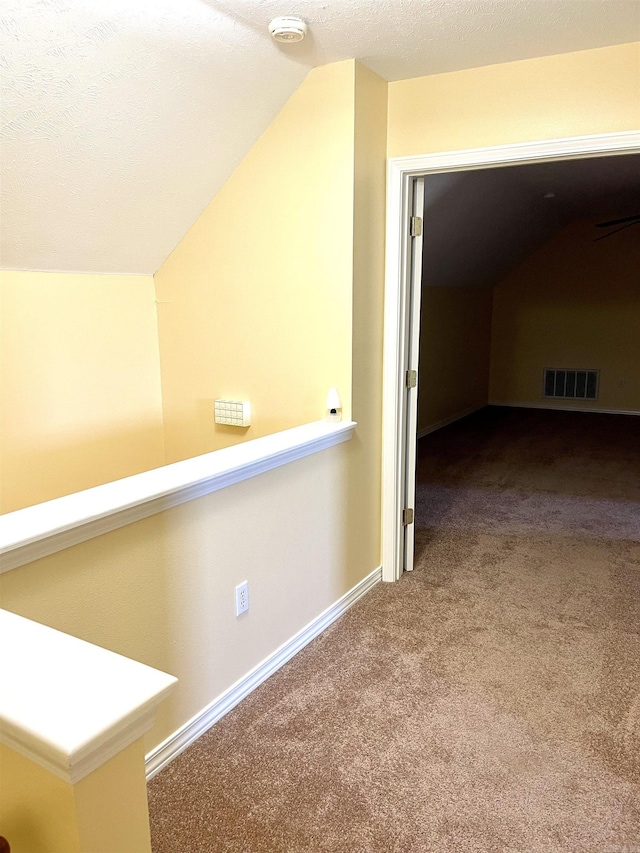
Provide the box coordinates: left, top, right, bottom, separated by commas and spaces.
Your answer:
148, 406, 640, 852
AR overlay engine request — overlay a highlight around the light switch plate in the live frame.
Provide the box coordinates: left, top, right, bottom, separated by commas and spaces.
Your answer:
214, 399, 251, 427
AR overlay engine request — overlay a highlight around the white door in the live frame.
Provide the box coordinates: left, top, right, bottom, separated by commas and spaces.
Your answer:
402, 176, 424, 572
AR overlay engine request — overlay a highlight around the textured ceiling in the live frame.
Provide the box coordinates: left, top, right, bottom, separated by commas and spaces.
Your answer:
1, 0, 639, 274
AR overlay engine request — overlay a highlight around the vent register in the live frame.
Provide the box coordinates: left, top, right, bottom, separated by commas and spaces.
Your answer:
543, 369, 599, 400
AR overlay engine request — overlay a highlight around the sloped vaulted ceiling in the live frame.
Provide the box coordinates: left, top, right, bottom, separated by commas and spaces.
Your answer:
421, 153, 640, 290
1, 0, 639, 275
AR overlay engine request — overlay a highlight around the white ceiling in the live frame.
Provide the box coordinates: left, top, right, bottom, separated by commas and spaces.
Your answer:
1, 0, 639, 275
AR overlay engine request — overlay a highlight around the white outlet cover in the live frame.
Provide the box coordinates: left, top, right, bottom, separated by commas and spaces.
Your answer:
235, 581, 249, 616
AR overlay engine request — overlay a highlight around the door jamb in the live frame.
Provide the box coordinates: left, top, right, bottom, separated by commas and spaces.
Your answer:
381, 130, 640, 583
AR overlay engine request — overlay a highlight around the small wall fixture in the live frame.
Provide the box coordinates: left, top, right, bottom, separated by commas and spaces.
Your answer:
269, 16, 307, 43
325, 388, 342, 423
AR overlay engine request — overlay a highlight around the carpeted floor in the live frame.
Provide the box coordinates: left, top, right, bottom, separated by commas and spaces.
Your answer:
148, 406, 640, 852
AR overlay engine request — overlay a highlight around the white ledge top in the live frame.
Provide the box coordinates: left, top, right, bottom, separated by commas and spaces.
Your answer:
0, 609, 177, 783
0, 419, 356, 574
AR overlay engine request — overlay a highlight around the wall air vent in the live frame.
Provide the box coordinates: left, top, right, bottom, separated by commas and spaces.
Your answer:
543, 368, 599, 400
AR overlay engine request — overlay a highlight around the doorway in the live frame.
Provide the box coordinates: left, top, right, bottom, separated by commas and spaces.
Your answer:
382, 130, 640, 582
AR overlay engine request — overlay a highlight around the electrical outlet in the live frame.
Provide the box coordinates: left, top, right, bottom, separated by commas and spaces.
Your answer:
235, 581, 249, 616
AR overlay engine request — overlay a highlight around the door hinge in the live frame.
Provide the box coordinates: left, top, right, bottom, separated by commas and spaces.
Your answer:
402, 508, 414, 526
410, 216, 422, 237
406, 369, 417, 389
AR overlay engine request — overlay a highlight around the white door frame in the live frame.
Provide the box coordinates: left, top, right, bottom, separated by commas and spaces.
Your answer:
402, 176, 425, 576
381, 130, 640, 583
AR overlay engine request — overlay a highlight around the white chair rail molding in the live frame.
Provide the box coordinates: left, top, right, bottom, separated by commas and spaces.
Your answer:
0, 419, 357, 574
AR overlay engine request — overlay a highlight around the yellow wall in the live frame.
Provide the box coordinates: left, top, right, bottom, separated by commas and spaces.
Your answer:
1, 743, 81, 853
388, 42, 640, 157
489, 219, 640, 412
0, 739, 151, 853
4, 44, 637, 509
349, 61, 388, 581
389, 41, 639, 429
154, 61, 356, 463
0, 442, 362, 754
0, 60, 389, 759
0, 272, 165, 512
418, 287, 493, 432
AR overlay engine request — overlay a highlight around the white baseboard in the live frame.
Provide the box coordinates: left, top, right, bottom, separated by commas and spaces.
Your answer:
489, 401, 640, 417
145, 565, 382, 781
417, 403, 487, 439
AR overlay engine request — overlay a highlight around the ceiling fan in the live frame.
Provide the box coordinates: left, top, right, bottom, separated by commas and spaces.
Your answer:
594, 213, 640, 241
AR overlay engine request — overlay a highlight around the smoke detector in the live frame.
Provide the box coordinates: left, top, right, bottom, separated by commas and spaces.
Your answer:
269, 16, 308, 43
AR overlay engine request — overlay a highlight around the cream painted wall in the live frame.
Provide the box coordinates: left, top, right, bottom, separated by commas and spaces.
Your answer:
0, 272, 165, 513
489, 219, 640, 412
154, 61, 356, 464
418, 287, 493, 432
389, 41, 639, 429
388, 42, 640, 157
0, 61, 389, 760
0, 443, 360, 754
1, 743, 81, 853
1, 739, 151, 853
349, 61, 388, 584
